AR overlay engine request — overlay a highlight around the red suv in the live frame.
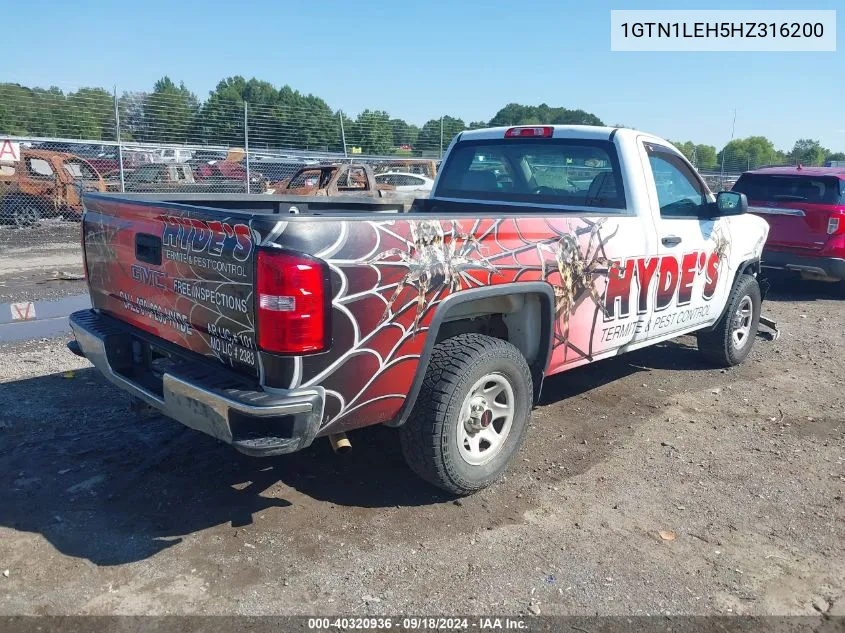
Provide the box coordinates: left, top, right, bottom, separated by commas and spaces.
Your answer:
732, 166, 845, 292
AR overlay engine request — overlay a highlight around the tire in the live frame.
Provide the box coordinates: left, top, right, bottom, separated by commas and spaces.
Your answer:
696, 274, 761, 367
399, 333, 533, 495
3, 200, 41, 228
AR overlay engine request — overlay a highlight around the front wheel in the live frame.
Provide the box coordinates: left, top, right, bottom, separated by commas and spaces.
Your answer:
696, 273, 761, 367
399, 333, 533, 495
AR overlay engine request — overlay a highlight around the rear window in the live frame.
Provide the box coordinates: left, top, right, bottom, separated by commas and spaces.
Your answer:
733, 174, 845, 205
435, 138, 626, 210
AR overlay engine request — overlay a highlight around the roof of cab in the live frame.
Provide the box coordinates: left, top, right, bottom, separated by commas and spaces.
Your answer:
457, 125, 624, 142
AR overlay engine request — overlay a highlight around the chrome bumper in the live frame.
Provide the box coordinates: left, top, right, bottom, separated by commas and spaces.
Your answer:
69, 309, 324, 456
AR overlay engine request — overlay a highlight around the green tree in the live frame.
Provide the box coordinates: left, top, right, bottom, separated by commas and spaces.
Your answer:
488, 103, 603, 127
826, 151, 845, 162
718, 136, 781, 171
694, 144, 718, 170
416, 116, 466, 154
0, 84, 37, 135
198, 76, 250, 146
390, 118, 419, 147
671, 141, 718, 170
198, 77, 341, 151
670, 140, 696, 162
61, 87, 115, 140
143, 77, 198, 143
789, 139, 828, 166
29, 87, 65, 137
347, 110, 393, 155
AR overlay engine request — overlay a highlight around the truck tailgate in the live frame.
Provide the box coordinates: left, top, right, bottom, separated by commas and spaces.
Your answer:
82, 194, 259, 375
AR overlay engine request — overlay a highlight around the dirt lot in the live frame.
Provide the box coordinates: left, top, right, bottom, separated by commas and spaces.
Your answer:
0, 224, 842, 617
0, 221, 86, 303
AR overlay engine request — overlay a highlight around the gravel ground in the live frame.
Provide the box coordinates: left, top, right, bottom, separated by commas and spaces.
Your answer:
0, 221, 86, 303
0, 272, 842, 617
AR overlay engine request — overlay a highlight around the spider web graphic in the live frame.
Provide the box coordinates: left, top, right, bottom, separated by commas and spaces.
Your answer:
325, 284, 449, 428
304, 216, 622, 431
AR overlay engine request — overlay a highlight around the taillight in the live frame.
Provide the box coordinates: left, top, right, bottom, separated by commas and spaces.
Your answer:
827, 210, 845, 235
504, 126, 553, 138
256, 249, 330, 355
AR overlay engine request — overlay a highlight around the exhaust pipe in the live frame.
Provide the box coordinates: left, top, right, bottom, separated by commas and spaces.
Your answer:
329, 432, 351, 454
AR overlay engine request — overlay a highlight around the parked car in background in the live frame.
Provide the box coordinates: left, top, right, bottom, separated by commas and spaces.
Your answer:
86, 148, 155, 176
374, 171, 434, 193
190, 149, 229, 163
732, 166, 845, 293
121, 162, 268, 194
0, 150, 105, 226
157, 148, 194, 164
247, 155, 318, 182
374, 159, 439, 180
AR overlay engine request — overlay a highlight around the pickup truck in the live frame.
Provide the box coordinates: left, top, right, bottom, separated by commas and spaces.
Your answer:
0, 149, 106, 225
68, 125, 769, 495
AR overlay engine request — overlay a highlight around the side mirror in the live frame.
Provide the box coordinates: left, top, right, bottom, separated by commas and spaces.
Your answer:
714, 191, 747, 216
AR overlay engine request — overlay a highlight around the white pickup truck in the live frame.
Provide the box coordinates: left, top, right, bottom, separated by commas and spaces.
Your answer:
70, 125, 771, 494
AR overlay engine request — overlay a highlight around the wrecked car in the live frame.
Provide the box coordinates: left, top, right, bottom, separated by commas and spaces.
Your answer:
0, 149, 105, 226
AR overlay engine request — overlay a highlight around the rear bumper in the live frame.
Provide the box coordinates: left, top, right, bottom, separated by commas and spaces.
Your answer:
761, 250, 845, 281
69, 309, 324, 457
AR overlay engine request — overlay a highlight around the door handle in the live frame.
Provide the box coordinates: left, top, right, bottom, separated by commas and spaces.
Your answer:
661, 235, 682, 247
135, 233, 162, 265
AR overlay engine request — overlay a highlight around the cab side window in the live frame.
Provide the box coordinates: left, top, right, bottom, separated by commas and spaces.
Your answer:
645, 143, 708, 218
27, 157, 55, 179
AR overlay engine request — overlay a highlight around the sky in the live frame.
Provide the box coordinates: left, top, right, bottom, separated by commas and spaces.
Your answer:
3, 0, 843, 151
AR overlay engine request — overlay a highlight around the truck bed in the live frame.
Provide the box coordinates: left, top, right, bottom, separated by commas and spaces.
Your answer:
101, 192, 417, 215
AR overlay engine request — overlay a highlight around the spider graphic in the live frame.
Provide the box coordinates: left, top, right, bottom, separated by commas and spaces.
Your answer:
82, 214, 126, 288
537, 219, 619, 359
369, 219, 500, 333
711, 225, 731, 269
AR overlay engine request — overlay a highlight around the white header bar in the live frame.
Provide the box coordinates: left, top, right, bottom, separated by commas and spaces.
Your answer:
611, 10, 836, 52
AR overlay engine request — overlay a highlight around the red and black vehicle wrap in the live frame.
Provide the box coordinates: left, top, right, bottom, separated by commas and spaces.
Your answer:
82, 194, 730, 439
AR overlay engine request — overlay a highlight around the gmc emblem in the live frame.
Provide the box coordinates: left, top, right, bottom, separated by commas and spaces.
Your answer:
130, 264, 167, 289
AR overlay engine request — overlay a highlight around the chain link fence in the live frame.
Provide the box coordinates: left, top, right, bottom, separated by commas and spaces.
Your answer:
0, 86, 452, 226
0, 84, 799, 226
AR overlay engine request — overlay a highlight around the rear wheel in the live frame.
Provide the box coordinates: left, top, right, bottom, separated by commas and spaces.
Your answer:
3, 200, 41, 228
399, 333, 532, 495
696, 274, 761, 367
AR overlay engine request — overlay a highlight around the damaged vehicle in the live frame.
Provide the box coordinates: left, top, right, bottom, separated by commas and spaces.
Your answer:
69, 125, 772, 494
115, 163, 268, 194
274, 163, 400, 198
0, 150, 105, 226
